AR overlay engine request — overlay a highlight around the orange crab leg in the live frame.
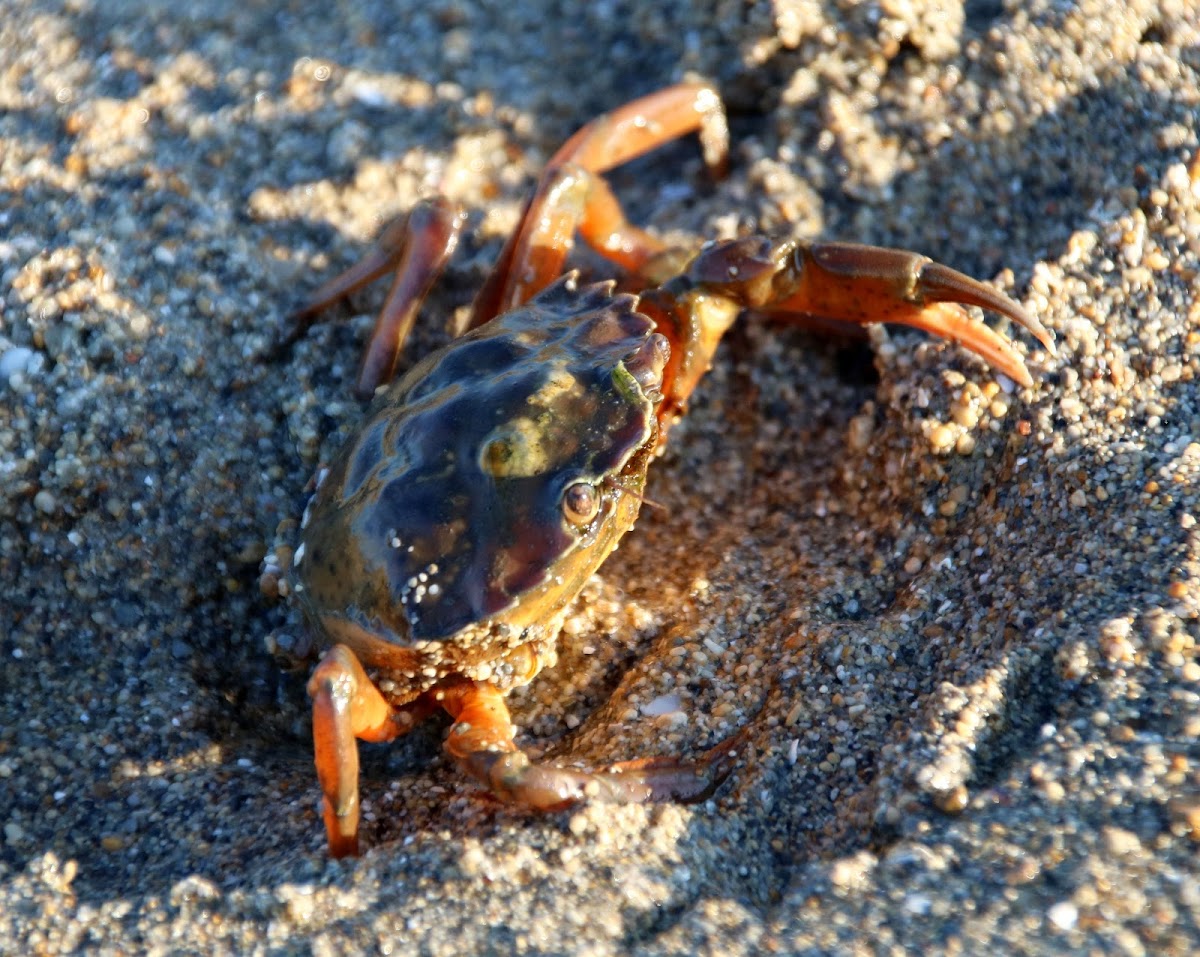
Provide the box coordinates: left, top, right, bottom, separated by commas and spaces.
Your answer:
468, 163, 674, 317
275, 86, 725, 390
308, 644, 418, 857
485, 167, 594, 317
353, 199, 465, 397
571, 173, 674, 274
438, 682, 741, 809
470, 82, 728, 325
279, 196, 465, 396
550, 82, 729, 176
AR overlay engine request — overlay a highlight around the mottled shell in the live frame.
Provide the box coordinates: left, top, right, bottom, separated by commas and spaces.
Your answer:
294, 277, 665, 662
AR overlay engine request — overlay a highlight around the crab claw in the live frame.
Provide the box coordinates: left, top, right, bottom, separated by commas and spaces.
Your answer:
788, 242, 1054, 387
685, 238, 1053, 388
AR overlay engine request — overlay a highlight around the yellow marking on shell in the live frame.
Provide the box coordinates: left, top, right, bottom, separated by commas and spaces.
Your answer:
478, 364, 587, 479
479, 419, 560, 479
525, 364, 582, 410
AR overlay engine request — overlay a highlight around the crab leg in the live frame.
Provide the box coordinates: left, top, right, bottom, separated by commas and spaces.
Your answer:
274, 86, 724, 391
550, 82, 729, 176
470, 82, 728, 325
308, 644, 420, 857
464, 162, 674, 320
280, 196, 465, 397
438, 682, 740, 809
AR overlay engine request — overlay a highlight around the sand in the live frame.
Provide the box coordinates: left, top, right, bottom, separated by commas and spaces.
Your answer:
2, 0, 1199, 953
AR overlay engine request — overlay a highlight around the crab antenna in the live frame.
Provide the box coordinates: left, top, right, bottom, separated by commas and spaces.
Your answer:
603, 475, 667, 511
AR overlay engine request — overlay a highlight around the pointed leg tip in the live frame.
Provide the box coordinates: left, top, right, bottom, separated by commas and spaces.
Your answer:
1008, 366, 1035, 390
912, 258, 1058, 380
322, 798, 362, 858
327, 835, 360, 858
283, 306, 314, 328
1005, 299, 1057, 356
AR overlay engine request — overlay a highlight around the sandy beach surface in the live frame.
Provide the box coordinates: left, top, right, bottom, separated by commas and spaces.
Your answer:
2, 1, 1199, 953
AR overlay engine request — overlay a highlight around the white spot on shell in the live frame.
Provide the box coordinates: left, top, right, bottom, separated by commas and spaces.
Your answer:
292, 542, 306, 567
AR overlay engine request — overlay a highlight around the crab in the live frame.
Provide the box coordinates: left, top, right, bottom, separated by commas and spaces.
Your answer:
274, 83, 1054, 857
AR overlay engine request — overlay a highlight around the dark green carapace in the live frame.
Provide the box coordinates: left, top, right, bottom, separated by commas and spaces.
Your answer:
295, 277, 667, 647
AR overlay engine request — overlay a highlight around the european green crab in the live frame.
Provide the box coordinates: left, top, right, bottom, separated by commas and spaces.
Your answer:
272, 83, 1054, 857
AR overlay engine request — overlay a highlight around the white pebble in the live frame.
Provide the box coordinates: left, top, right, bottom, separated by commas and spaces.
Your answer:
1047, 901, 1078, 931
641, 693, 683, 717
0, 346, 40, 385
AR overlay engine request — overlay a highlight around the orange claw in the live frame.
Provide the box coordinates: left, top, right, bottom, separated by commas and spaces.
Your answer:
671, 238, 1053, 392
787, 242, 1054, 388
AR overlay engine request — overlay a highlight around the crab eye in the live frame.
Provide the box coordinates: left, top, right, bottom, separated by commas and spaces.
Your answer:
562, 481, 600, 526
